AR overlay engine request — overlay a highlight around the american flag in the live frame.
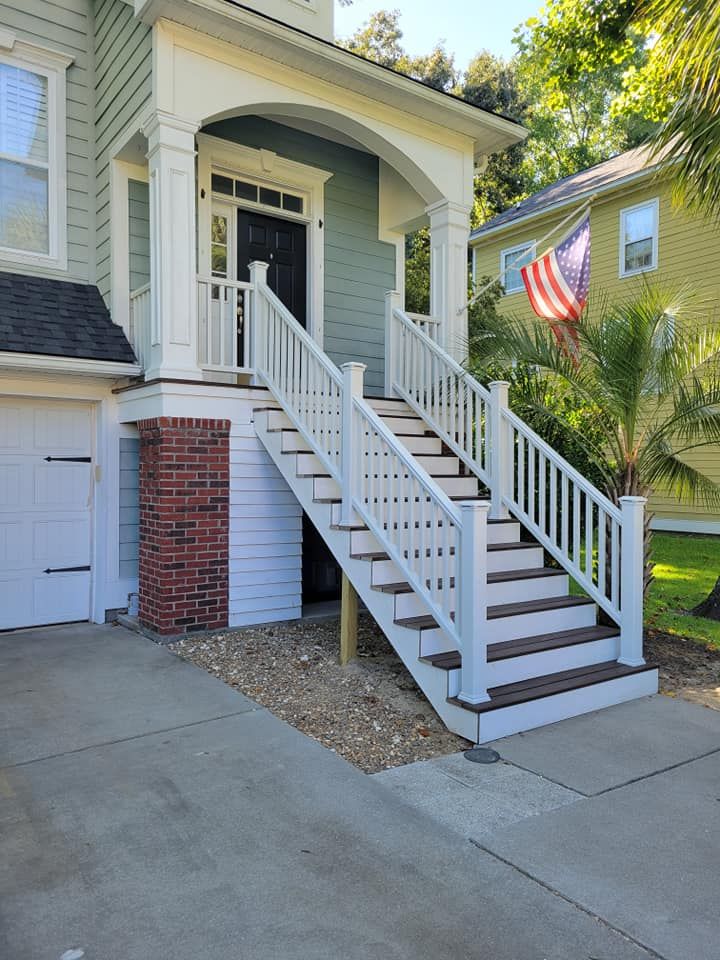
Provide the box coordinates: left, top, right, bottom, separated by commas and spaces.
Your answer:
520, 213, 591, 355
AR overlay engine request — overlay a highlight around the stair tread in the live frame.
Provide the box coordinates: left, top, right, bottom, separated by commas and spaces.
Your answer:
488, 540, 540, 551
421, 625, 621, 670
395, 594, 594, 631
448, 661, 655, 714
373, 567, 566, 595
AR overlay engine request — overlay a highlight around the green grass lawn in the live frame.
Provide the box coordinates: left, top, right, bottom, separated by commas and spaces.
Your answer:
646, 532, 720, 647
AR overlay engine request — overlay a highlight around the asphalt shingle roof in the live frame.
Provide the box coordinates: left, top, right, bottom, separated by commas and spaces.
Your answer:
472, 143, 669, 240
0, 272, 137, 364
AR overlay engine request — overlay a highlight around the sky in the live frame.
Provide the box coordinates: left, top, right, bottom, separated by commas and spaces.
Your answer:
334, 0, 544, 70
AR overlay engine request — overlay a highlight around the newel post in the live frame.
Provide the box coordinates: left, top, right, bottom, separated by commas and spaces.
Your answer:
489, 381, 511, 520
457, 500, 491, 705
341, 362, 366, 527
248, 260, 269, 371
618, 496, 647, 667
384, 290, 403, 398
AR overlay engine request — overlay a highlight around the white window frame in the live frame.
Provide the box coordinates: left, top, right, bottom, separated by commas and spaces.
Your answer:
500, 241, 536, 295
197, 133, 333, 346
0, 35, 73, 271
619, 198, 659, 279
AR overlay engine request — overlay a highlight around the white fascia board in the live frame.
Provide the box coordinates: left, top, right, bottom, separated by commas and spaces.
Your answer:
470, 165, 663, 247
134, 0, 525, 156
0, 353, 142, 378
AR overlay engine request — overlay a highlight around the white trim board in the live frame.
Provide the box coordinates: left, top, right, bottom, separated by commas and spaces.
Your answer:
651, 518, 720, 536
0, 352, 141, 378
197, 133, 332, 346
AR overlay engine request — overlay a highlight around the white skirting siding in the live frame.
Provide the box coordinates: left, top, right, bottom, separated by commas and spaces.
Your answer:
229, 409, 303, 627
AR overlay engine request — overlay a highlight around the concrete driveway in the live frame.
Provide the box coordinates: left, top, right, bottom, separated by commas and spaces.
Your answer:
0, 622, 716, 960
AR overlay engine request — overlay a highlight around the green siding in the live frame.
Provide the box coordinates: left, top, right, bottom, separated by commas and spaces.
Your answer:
0, 0, 94, 281
119, 436, 139, 580
204, 117, 396, 394
128, 178, 150, 291
94, 0, 152, 302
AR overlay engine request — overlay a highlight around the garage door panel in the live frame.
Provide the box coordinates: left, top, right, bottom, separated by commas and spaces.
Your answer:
32, 516, 91, 567
0, 405, 24, 451
34, 462, 91, 510
0, 575, 33, 628
33, 571, 91, 625
0, 462, 22, 508
32, 406, 92, 455
0, 520, 24, 569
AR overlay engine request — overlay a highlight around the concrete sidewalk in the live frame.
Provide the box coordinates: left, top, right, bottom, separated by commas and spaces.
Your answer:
0, 623, 715, 960
377, 696, 720, 960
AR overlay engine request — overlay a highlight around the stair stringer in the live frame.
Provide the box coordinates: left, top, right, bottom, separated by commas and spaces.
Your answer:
254, 409, 482, 742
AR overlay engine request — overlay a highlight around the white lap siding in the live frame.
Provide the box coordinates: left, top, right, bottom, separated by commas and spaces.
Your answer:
229, 412, 302, 627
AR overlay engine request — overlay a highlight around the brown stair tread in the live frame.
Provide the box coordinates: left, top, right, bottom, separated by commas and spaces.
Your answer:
448, 660, 655, 714
395, 594, 593, 631
488, 540, 540, 551
421, 624, 620, 671
373, 567, 566, 595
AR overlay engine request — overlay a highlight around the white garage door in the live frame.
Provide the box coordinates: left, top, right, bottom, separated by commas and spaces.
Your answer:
0, 399, 93, 630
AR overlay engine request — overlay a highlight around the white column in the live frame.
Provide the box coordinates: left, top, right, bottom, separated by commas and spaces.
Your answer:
619, 496, 647, 667
426, 199, 471, 362
142, 111, 201, 380
489, 380, 511, 521
341, 362, 366, 527
248, 260, 269, 373
384, 290, 403, 398
457, 500, 491, 705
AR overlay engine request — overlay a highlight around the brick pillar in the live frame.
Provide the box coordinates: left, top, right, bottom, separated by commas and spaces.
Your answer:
138, 417, 230, 636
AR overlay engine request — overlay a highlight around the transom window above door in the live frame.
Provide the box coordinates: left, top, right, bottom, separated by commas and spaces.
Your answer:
211, 172, 305, 215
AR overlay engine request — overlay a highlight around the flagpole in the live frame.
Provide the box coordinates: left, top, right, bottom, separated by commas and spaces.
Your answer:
459, 193, 598, 315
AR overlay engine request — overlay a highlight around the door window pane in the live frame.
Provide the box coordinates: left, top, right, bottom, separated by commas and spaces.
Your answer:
211, 214, 228, 277
235, 180, 258, 202
211, 174, 234, 196
259, 187, 282, 208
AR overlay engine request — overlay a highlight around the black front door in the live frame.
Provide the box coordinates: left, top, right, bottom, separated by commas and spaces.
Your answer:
237, 210, 307, 327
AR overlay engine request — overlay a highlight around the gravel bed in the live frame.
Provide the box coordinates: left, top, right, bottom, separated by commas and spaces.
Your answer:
170, 613, 470, 773
646, 629, 720, 711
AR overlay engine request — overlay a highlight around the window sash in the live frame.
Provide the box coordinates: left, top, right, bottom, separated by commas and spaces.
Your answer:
621, 201, 657, 276
501, 243, 535, 293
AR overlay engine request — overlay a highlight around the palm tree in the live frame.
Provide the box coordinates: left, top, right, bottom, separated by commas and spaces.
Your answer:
647, 0, 720, 216
470, 285, 720, 590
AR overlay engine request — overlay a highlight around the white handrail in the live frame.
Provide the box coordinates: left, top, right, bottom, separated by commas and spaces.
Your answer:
129, 283, 151, 371
253, 279, 481, 686
390, 305, 492, 487
388, 301, 642, 648
197, 276, 253, 372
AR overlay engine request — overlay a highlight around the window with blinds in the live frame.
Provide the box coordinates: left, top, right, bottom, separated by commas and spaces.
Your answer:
0, 62, 50, 255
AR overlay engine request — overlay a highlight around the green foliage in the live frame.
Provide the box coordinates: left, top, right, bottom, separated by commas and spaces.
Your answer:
470, 284, 720, 509
404, 228, 430, 315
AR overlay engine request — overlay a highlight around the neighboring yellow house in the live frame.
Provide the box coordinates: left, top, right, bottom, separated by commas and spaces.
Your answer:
471, 144, 720, 535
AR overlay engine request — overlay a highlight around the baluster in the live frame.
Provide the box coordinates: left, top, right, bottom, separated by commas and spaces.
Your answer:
550, 463, 558, 547
573, 486, 581, 568
517, 432, 525, 515
528, 443, 536, 525
539, 452, 547, 535
561, 473, 569, 554
611, 519, 620, 610
597, 506, 606, 594
585, 495, 593, 581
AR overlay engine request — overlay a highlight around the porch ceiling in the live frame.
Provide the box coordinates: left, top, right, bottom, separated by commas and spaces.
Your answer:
134, 0, 526, 159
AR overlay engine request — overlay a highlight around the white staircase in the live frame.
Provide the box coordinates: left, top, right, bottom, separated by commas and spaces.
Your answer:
248, 266, 658, 743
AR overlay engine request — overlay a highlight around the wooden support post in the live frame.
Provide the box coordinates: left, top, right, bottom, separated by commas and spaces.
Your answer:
339, 571, 358, 665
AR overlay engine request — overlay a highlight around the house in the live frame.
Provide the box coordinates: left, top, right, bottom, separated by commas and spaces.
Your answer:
471, 143, 720, 536
0, 0, 657, 742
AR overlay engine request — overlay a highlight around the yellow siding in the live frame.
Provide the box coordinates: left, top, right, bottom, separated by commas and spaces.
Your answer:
471, 174, 720, 528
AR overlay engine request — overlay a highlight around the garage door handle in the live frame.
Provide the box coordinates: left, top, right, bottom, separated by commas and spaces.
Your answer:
44, 456, 91, 463
43, 566, 91, 574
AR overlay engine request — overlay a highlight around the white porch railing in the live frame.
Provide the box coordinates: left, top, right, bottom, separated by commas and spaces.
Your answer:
387, 301, 646, 668
252, 267, 491, 704
197, 277, 253, 373
129, 283, 151, 371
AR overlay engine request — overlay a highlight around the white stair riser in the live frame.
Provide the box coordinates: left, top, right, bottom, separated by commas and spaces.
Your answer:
488, 522, 521, 542
417, 625, 457, 657
475, 669, 659, 743
390, 573, 569, 619
366, 400, 413, 416
315, 474, 477, 502
488, 546, 544, 572
297, 451, 461, 477
393, 435, 443, 455
350, 520, 518, 558
489, 603, 597, 643
281, 431, 312, 453
378, 417, 428, 435
445, 634, 621, 697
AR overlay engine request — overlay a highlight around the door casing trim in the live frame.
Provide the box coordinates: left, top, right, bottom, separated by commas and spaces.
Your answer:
197, 133, 333, 347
